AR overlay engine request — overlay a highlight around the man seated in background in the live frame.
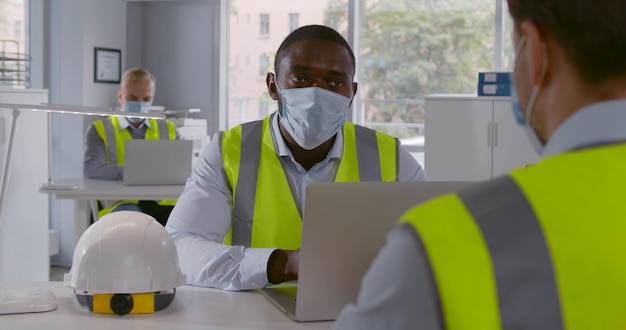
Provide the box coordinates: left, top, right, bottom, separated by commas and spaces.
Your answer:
83, 67, 181, 226
335, 0, 626, 328
166, 25, 429, 291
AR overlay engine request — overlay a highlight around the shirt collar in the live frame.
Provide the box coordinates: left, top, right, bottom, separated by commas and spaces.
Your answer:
543, 99, 626, 157
117, 116, 151, 131
270, 111, 344, 160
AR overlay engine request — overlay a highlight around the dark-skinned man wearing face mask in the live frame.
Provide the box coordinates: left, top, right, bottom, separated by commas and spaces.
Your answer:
335, 0, 626, 328
166, 25, 429, 291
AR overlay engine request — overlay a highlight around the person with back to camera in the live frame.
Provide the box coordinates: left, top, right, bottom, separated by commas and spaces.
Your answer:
335, 0, 626, 328
166, 25, 429, 291
84, 67, 181, 226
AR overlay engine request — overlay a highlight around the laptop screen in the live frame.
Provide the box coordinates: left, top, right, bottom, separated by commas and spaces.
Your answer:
123, 139, 193, 185
263, 181, 478, 322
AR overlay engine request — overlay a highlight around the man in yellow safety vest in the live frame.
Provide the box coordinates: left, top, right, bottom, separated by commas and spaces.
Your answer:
166, 25, 429, 291
84, 67, 180, 226
335, 0, 626, 328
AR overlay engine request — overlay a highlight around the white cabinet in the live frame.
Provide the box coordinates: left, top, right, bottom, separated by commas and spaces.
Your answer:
0, 87, 50, 281
176, 118, 210, 166
424, 94, 539, 181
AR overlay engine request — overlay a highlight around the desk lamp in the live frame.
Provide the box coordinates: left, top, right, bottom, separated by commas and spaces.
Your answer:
0, 102, 164, 314
39, 103, 134, 190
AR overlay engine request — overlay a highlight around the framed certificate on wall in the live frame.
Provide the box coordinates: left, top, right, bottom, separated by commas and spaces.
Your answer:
94, 47, 121, 83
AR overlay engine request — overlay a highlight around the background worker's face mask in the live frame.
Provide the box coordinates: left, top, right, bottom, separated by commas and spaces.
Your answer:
277, 86, 351, 150
124, 101, 151, 124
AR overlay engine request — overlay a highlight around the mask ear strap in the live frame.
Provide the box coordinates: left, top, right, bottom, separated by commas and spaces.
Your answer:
524, 48, 549, 124
274, 82, 281, 95
514, 36, 527, 58
273, 74, 284, 118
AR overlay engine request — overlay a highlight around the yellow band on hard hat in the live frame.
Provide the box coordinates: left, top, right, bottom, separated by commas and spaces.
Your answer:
74, 289, 176, 316
93, 293, 155, 314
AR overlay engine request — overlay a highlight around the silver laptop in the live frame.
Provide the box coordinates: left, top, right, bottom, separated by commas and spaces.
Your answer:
123, 139, 193, 185
261, 181, 478, 322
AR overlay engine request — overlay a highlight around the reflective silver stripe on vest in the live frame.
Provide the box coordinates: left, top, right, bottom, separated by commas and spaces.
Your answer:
102, 119, 118, 164
457, 176, 564, 329
354, 126, 382, 181
231, 120, 263, 246
156, 120, 169, 139
394, 138, 400, 179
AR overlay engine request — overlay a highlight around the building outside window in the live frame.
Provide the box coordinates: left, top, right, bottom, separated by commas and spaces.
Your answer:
288, 13, 299, 32
258, 53, 269, 77
0, 2, 27, 50
229, 1, 343, 128
13, 20, 22, 41
0, 0, 28, 87
260, 13, 270, 35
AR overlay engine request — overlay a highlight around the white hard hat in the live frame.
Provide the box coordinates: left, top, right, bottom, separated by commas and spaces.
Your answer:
64, 211, 186, 315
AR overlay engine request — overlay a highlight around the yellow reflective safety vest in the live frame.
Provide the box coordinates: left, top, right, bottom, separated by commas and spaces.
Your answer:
93, 116, 178, 217
400, 143, 626, 329
221, 114, 399, 249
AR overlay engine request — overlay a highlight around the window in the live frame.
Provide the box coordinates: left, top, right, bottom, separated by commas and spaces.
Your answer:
258, 53, 269, 77
229, 0, 348, 127
356, 0, 497, 140
0, 2, 26, 46
289, 13, 299, 32
227, 0, 513, 165
260, 14, 269, 35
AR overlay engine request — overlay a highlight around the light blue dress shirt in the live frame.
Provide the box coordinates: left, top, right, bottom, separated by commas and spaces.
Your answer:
166, 112, 429, 291
334, 99, 626, 330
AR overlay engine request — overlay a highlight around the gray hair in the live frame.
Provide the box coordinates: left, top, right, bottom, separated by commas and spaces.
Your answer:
121, 67, 156, 89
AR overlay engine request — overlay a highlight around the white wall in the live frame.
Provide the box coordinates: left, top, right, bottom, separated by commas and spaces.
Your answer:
82, 0, 127, 108
126, 0, 221, 134
45, 0, 127, 266
35, 0, 221, 267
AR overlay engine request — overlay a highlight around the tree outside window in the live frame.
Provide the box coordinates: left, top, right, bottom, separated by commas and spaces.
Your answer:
326, 0, 497, 140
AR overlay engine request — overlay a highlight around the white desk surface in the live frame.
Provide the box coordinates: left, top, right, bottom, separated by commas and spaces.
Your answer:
39, 178, 185, 200
39, 178, 187, 258
0, 282, 334, 330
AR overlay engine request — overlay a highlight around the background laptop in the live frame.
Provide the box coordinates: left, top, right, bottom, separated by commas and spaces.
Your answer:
123, 139, 193, 185
261, 181, 478, 322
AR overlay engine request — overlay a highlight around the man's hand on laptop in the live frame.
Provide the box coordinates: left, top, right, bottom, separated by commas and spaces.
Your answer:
267, 249, 299, 284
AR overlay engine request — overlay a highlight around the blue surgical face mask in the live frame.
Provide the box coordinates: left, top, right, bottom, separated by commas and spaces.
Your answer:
277, 86, 351, 150
126, 117, 144, 123
124, 101, 151, 124
511, 36, 547, 155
